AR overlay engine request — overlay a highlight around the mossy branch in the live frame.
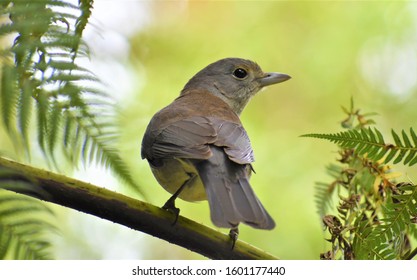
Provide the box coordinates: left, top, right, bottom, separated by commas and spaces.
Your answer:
0, 156, 277, 260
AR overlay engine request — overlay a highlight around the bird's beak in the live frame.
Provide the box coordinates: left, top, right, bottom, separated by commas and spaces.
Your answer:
258, 72, 291, 87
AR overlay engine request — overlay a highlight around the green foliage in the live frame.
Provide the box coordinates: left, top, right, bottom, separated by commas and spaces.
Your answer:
303, 128, 417, 167
0, 168, 56, 259
0, 0, 144, 259
304, 101, 417, 260
0, 1, 141, 193
313, 164, 341, 218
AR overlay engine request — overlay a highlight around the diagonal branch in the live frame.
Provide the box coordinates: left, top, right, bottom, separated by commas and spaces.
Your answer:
0, 156, 277, 260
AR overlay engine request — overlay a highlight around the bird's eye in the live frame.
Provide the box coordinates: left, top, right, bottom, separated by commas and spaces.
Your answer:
233, 68, 248, 79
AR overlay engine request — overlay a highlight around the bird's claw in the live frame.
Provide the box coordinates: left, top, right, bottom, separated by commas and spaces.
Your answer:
162, 198, 180, 225
229, 227, 239, 250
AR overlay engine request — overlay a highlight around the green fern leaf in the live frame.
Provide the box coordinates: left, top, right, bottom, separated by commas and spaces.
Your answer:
35, 91, 49, 154
75, 0, 93, 38
302, 127, 417, 167
0, 224, 12, 259
17, 80, 34, 153
0, 188, 55, 260
0, 65, 18, 133
1, 0, 143, 194
404, 149, 417, 165
392, 130, 406, 164
402, 130, 412, 148
352, 217, 380, 259
391, 129, 402, 146
47, 100, 62, 157
314, 164, 342, 217
0, 162, 57, 260
410, 128, 417, 146
384, 148, 397, 163
364, 184, 417, 259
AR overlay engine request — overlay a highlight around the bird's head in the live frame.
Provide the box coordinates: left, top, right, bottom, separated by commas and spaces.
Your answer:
181, 58, 290, 115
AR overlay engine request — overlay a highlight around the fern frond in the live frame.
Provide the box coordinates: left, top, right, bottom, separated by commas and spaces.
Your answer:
377, 184, 417, 238
35, 90, 49, 154
0, 187, 56, 260
75, 0, 93, 39
302, 127, 417, 167
314, 182, 332, 218
351, 215, 394, 260
0, 64, 18, 133
0, 224, 11, 259
47, 100, 62, 157
0, 162, 57, 260
0, 1, 142, 194
314, 164, 342, 218
351, 184, 417, 260
17, 80, 34, 153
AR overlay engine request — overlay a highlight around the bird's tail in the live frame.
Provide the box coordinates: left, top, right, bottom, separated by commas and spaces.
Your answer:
196, 146, 275, 229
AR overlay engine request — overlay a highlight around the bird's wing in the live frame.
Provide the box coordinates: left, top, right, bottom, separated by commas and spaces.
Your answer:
214, 120, 255, 164
144, 116, 216, 160
143, 115, 254, 164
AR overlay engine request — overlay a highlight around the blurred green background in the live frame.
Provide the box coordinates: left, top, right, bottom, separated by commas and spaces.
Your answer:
3, 0, 417, 260
120, 1, 417, 259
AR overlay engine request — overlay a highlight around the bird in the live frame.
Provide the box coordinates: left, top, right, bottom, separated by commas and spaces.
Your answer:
141, 57, 290, 248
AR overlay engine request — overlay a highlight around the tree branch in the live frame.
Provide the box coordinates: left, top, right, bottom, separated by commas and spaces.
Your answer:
0, 156, 278, 260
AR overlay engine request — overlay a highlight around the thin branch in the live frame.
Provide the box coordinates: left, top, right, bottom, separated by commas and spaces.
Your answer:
0, 156, 278, 260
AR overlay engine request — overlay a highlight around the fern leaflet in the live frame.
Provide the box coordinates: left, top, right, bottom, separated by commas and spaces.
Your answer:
0, 0, 142, 194
302, 127, 417, 167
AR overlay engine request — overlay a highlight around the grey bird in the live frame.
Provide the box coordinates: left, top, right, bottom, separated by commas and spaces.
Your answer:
141, 58, 290, 247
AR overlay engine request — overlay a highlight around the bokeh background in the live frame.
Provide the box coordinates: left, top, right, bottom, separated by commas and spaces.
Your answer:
3, 0, 417, 260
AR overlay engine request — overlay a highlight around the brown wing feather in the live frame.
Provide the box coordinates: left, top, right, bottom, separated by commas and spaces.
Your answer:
143, 115, 254, 164
142, 91, 255, 164
215, 120, 254, 164
150, 116, 216, 159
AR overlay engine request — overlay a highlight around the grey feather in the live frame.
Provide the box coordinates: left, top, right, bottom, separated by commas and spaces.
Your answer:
196, 146, 275, 229
143, 116, 216, 160
216, 121, 254, 164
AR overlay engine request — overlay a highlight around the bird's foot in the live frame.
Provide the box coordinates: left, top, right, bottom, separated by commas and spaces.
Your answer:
161, 174, 197, 225
162, 197, 180, 225
229, 226, 239, 250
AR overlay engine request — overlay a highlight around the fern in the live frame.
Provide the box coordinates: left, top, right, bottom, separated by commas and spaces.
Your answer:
0, 1, 142, 193
0, 165, 56, 259
0, 65, 18, 134
350, 216, 390, 260
0, 0, 143, 259
307, 101, 417, 259
302, 127, 417, 167
374, 184, 417, 256
315, 182, 333, 218
0, 163, 57, 259
349, 184, 417, 260
314, 164, 342, 218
